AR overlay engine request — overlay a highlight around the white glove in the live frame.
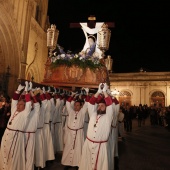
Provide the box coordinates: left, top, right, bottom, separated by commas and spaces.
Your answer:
24, 81, 29, 92
36, 87, 41, 91
84, 88, 89, 94
54, 87, 57, 94
42, 87, 46, 94
28, 82, 33, 91
47, 86, 51, 92
32, 88, 36, 92
97, 83, 103, 94
71, 91, 77, 96
75, 93, 79, 97
80, 90, 83, 95
103, 83, 108, 92
83, 90, 86, 95
17, 84, 25, 92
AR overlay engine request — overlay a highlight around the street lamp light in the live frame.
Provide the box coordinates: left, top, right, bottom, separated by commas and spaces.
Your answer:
111, 88, 120, 96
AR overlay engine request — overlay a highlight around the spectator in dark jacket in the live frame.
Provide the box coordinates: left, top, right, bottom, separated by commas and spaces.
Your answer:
137, 105, 143, 127
0, 99, 11, 144
123, 106, 133, 132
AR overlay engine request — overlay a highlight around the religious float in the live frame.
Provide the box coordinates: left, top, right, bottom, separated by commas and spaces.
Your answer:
42, 18, 113, 91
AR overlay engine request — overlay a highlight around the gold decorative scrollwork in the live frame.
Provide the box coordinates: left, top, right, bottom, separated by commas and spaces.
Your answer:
64, 65, 83, 82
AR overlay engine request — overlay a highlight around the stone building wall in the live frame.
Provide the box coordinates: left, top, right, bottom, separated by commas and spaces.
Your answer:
0, 0, 48, 97
110, 72, 170, 107
25, 17, 48, 83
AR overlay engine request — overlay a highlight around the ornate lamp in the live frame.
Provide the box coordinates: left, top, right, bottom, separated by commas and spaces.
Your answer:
47, 24, 59, 57
97, 23, 111, 59
105, 55, 113, 73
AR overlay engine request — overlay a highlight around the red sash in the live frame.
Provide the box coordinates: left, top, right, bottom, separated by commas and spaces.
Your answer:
67, 126, 83, 149
86, 136, 108, 170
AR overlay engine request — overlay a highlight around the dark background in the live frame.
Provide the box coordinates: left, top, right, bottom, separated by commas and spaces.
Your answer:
48, 0, 170, 73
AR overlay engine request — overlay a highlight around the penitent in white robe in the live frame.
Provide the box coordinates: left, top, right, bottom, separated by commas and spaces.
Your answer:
34, 98, 47, 168
83, 111, 89, 139
79, 96, 113, 170
0, 93, 32, 170
51, 97, 64, 153
107, 100, 120, 170
61, 97, 88, 167
43, 97, 55, 162
24, 101, 40, 170
50, 97, 57, 154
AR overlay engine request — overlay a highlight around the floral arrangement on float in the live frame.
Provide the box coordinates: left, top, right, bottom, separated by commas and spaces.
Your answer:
50, 45, 104, 71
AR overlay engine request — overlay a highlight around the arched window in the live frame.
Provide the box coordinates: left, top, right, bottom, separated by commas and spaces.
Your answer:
150, 91, 165, 107
118, 91, 131, 107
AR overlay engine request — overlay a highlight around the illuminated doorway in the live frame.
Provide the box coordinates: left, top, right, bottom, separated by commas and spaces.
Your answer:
150, 91, 165, 107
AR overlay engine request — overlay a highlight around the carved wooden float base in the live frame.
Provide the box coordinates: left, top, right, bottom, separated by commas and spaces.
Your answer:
42, 65, 110, 89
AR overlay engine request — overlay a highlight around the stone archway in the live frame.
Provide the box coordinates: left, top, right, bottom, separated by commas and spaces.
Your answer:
150, 91, 165, 107
0, 2, 21, 96
118, 91, 132, 107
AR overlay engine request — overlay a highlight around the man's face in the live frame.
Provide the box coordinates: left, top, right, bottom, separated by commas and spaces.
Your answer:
17, 100, 25, 112
74, 102, 82, 112
97, 103, 106, 115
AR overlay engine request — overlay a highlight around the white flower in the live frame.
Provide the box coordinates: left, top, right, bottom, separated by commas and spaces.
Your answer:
54, 58, 57, 62
51, 57, 57, 63
57, 55, 60, 59
67, 54, 71, 57
74, 54, 78, 58
54, 52, 57, 56
61, 54, 65, 58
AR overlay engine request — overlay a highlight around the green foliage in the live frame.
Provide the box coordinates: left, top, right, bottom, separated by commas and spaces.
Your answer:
50, 55, 104, 70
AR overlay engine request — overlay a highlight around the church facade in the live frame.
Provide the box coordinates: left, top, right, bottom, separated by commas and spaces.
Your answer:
0, 0, 170, 107
0, 0, 49, 96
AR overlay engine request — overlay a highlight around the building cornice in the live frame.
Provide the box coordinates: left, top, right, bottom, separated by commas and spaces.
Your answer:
109, 72, 170, 81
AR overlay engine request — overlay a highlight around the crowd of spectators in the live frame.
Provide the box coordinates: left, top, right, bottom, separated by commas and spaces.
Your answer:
120, 104, 170, 132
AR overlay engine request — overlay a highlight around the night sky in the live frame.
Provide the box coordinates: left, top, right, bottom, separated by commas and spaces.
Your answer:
48, 0, 170, 73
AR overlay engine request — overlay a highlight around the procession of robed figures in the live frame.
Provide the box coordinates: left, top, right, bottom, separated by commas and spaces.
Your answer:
0, 81, 123, 170
0, 19, 122, 170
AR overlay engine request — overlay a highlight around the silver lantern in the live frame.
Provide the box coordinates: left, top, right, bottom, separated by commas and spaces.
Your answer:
97, 23, 111, 58
47, 24, 59, 57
